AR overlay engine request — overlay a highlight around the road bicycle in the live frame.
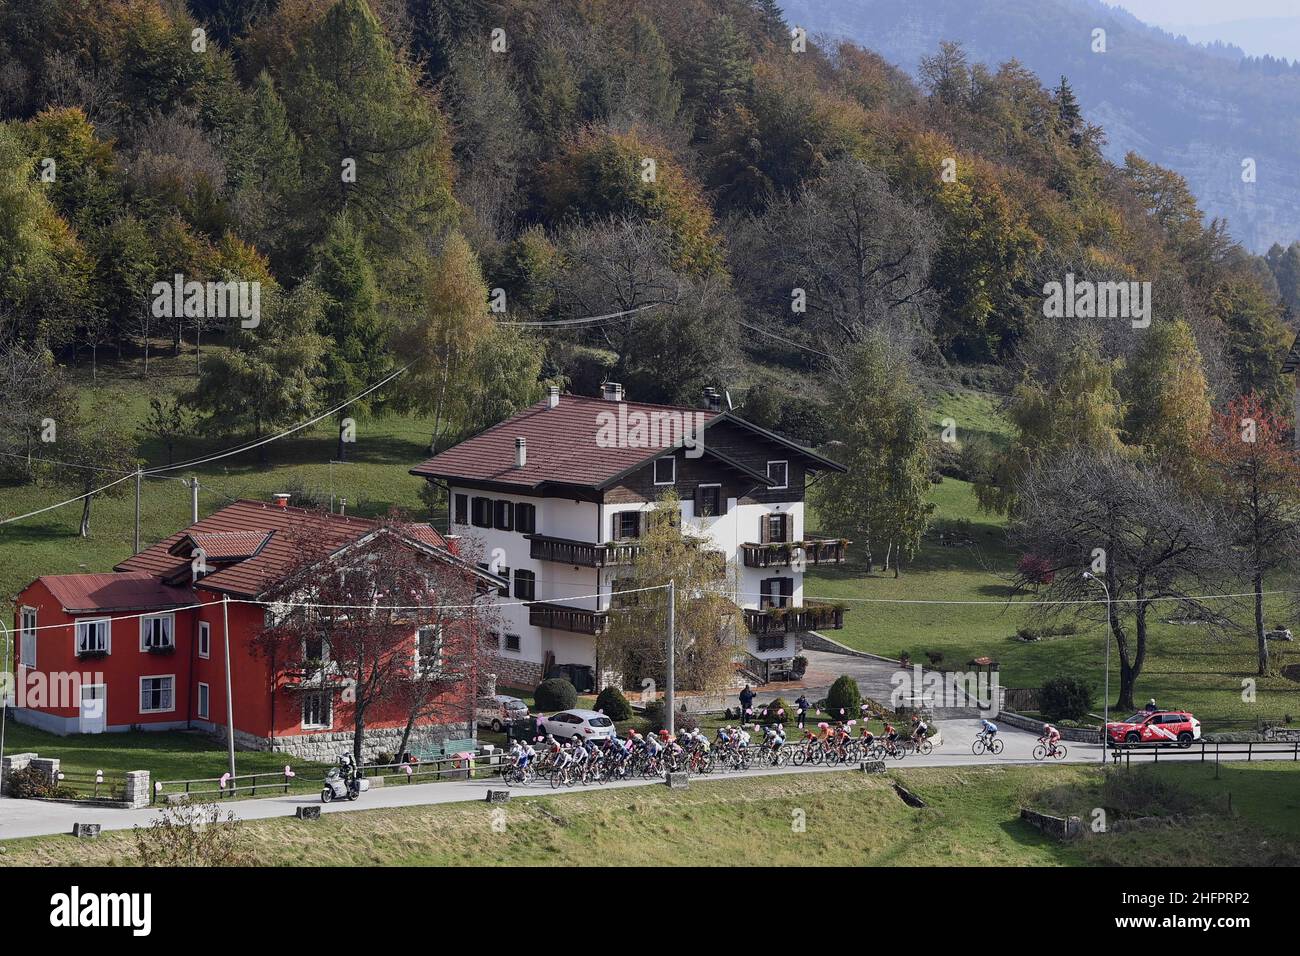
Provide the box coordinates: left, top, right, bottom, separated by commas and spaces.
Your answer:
971, 732, 1004, 756
1032, 738, 1068, 760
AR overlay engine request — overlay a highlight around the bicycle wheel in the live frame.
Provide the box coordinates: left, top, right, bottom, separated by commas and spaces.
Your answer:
550, 768, 565, 788
1054, 745, 1068, 760
1032, 745, 1047, 761
792, 747, 807, 766
990, 738, 1004, 755
918, 740, 933, 756
971, 739, 986, 756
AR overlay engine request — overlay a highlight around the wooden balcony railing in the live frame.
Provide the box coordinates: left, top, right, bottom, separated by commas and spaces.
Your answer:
527, 534, 642, 568
527, 601, 609, 635
739, 539, 850, 569
743, 603, 845, 634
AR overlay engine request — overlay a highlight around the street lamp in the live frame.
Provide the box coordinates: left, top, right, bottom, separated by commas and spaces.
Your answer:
1082, 571, 1111, 765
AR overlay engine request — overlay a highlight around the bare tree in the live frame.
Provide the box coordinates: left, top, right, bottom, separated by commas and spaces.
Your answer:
730, 157, 938, 365
1012, 448, 1223, 710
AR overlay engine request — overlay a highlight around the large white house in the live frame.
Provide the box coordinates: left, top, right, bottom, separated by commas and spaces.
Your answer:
410, 384, 849, 690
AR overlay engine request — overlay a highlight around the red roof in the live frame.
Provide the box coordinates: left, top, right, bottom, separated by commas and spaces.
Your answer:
410, 393, 725, 489
114, 500, 452, 598
39, 572, 195, 613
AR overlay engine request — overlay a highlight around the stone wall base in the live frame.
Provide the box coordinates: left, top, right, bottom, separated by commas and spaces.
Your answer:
491, 654, 544, 691
219, 722, 475, 763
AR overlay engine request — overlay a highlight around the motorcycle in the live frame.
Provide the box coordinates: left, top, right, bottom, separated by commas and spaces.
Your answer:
321, 754, 369, 803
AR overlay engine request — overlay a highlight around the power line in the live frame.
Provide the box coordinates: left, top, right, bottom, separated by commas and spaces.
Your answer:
736, 319, 835, 359
498, 302, 664, 327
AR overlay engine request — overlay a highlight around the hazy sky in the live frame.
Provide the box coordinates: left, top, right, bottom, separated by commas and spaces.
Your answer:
1111, 0, 1300, 26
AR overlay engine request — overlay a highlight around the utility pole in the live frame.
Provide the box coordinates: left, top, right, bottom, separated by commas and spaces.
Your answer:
666, 579, 676, 737
189, 476, 199, 524
221, 594, 236, 779
133, 467, 142, 554
0, 621, 10, 798
1083, 571, 1112, 766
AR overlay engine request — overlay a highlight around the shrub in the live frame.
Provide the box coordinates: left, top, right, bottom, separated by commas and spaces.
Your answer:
5, 764, 74, 806
594, 686, 632, 721
534, 677, 578, 712
791, 655, 808, 678
825, 675, 861, 722
643, 701, 698, 732
1039, 676, 1094, 722
924, 650, 944, 667
133, 801, 250, 867
756, 697, 791, 724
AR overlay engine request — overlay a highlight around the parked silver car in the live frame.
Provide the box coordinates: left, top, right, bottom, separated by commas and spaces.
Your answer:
476, 695, 530, 732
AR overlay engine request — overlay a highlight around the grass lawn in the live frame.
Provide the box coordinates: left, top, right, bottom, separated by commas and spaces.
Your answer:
2, 762, 1296, 866
1, 720, 331, 795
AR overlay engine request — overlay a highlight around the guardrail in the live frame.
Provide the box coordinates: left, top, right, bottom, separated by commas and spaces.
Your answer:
1109, 740, 1300, 766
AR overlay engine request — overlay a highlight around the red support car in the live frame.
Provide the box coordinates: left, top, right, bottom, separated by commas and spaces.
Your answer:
1105, 710, 1202, 748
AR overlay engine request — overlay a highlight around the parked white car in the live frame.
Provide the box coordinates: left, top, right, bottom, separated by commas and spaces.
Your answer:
542, 709, 617, 741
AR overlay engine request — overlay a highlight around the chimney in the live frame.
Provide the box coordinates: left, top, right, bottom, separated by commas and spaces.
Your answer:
702, 387, 722, 413
515, 437, 527, 468
272, 493, 290, 509
547, 385, 560, 409
602, 381, 625, 402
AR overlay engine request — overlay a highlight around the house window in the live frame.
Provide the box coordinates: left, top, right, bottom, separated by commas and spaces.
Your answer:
75, 618, 110, 655
515, 502, 536, 535
198, 621, 210, 659
197, 682, 210, 719
760, 577, 793, 609
514, 569, 536, 601
762, 512, 789, 544
653, 456, 675, 485
140, 675, 174, 713
454, 494, 468, 525
471, 496, 492, 528
695, 484, 723, 518
614, 511, 641, 539
493, 499, 513, 531
488, 630, 502, 650
504, 633, 521, 652
302, 691, 332, 730
767, 460, 789, 490
758, 634, 787, 652
140, 614, 174, 651
416, 625, 443, 675
303, 634, 326, 665
19, 606, 36, 668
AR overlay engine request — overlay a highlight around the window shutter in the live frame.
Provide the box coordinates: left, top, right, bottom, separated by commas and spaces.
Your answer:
781, 578, 794, 605
782, 514, 793, 542
760, 578, 773, 609
759, 515, 770, 543
694, 486, 705, 517
718, 490, 729, 516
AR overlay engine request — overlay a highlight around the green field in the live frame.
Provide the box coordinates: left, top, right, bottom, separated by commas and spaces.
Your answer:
2, 762, 1296, 866
804, 475, 1300, 731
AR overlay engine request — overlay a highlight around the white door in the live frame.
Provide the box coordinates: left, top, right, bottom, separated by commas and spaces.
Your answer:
79, 684, 106, 734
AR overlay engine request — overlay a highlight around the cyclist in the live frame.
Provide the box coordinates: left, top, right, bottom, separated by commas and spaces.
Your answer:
1041, 723, 1062, 755
912, 718, 929, 747
978, 717, 998, 741
883, 721, 899, 755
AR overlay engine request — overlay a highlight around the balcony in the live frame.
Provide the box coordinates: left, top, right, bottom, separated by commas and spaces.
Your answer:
740, 539, 850, 569
743, 603, 845, 635
527, 534, 642, 568
527, 601, 609, 635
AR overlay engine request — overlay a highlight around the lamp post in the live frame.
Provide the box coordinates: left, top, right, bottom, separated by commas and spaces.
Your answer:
1082, 571, 1111, 765
0, 619, 9, 797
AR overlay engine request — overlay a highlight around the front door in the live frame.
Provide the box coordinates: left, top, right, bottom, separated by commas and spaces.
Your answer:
79, 684, 106, 734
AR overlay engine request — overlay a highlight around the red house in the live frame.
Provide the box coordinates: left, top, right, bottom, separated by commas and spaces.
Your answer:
10, 497, 500, 761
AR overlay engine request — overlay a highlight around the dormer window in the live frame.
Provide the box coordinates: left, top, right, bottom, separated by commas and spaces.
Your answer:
654, 457, 675, 485
767, 460, 788, 490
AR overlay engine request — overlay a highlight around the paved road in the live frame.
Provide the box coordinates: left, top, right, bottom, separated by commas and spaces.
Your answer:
3, 721, 1293, 844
